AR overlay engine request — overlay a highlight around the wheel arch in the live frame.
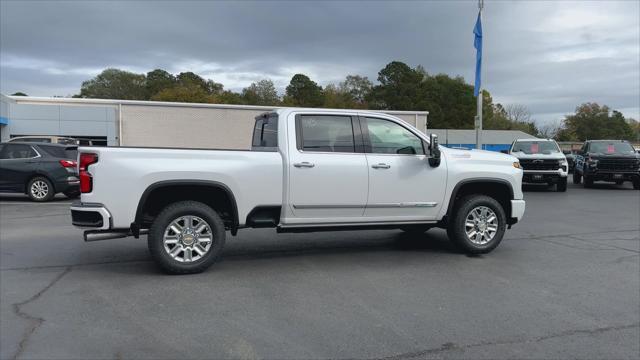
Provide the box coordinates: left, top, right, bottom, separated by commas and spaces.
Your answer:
445, 178, 514, 224
134, 180, 239, 235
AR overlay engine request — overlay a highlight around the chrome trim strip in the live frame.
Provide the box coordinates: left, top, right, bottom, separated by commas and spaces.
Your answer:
293, 204, 364, 209
279, 220, 438, 229
292, 202, 438, 209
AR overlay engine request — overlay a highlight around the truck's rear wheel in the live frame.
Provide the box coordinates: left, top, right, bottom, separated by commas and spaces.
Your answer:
148, 201, 226, 274
447, 195, 506, 254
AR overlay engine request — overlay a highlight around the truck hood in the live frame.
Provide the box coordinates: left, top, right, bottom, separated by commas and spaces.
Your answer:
587, 153, 640, 160
442, 146, 517, 163
511, 152, 566, 161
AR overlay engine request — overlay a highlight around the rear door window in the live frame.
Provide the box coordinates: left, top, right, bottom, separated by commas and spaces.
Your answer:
296, 115, 356, 153
0, 144, 38, 159
252, 114, 278, 151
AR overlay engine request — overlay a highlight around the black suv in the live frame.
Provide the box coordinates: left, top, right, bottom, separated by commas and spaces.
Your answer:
0, 142, 80, 201
573, 140, 640, 189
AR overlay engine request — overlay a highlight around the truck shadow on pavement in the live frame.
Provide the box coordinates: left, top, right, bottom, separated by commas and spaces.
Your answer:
102, 230, 461, 275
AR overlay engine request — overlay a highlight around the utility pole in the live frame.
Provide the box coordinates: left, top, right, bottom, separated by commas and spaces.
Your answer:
475, 0, 484, 150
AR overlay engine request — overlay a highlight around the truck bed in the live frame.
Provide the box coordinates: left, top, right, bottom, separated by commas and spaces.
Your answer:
79, 146, 283, 228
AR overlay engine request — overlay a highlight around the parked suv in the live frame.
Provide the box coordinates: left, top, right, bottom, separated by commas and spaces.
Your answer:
505, 139, 568, 192
0, 142, 80, 201
573, 140, 640, 189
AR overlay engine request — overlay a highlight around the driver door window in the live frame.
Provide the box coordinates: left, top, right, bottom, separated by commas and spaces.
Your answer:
365, 117, 424, 155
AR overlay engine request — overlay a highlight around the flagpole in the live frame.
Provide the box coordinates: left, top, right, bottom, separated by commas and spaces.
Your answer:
475, 0, 483, 150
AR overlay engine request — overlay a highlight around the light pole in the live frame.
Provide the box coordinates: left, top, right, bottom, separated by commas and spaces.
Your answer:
474, 0, 484, 150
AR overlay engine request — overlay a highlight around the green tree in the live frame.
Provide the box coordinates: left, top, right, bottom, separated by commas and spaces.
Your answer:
339, 75, 372, 107
556, 103, 635, 141
78, 68, 147, 100
369, 61, 423, 110
176, 72, 223, 95
284, 74, 324, 107
150, 84, 211, 103
322, 84, 357, 109
146, 69, 176, 98
242, 79, 280, 105
215, 90, 245, 105
11, 92, 27, 96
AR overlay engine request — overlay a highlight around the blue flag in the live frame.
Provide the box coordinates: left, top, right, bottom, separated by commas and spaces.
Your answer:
473, 12, 482, 97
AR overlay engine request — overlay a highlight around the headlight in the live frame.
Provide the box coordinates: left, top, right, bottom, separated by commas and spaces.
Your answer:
513, 162, 521, 169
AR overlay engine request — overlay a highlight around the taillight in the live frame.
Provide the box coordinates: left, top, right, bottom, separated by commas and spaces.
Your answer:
59, 159, 77, 168
79, 153, 98, 193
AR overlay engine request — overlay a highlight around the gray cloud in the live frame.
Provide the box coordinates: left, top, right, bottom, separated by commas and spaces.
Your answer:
1, 0, 638, 124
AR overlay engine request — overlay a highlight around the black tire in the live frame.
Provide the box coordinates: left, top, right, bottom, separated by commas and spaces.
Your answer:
63, 189, 80, 199
148, 201, 226, 274
556, 177, 567, 192
633, 177, 640, 190
573, 171, 582, 184
446, 195, 506, 254
27, 176, 54, 202
584, 174, 594, 188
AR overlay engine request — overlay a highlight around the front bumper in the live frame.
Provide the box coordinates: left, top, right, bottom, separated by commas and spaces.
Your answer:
522, 169, 567, 183
584, 169, 639, 182
70, 202, 111, 230
510, 199, 525, 223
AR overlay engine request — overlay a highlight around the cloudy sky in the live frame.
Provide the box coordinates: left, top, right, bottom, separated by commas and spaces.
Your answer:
1, 0, 638, 124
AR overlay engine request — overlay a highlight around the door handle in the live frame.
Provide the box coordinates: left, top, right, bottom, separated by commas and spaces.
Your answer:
293, 162, 315, 168
372, 163, 391, 169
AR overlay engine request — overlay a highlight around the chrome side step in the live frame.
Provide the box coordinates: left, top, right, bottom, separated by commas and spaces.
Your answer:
84, 229, 148, 242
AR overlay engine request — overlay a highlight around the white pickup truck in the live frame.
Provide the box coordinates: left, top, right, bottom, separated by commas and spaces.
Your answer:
71, 108, 525, 274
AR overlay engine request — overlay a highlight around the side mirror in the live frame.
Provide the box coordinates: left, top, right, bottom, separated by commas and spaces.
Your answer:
428, 133, 441, 167
500, 149, 509, 154
562, 150, 571, 155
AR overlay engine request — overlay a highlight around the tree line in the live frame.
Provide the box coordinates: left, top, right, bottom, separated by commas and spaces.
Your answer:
67, 61, 638, 141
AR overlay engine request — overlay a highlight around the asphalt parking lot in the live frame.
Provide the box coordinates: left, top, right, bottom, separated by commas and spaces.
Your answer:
1, 182, 639, 359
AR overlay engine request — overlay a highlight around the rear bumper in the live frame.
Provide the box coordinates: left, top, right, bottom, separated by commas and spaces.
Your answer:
70, 202, 111, 230
510, 199, 526, 224
55, 176, 80, 193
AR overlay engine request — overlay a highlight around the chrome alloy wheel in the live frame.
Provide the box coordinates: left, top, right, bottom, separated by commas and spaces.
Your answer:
163, 215, 213, 262
465, 206, 498, 245
30, 180, 49, 200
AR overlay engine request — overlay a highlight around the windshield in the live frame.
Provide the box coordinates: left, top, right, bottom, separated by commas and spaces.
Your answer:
588, 142, 635, 155
511, 140, 560, 154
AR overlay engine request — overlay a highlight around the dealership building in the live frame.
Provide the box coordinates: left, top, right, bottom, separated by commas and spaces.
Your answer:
0, 94, 533, 150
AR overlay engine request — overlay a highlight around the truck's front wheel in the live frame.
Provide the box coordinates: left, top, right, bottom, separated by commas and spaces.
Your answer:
447, 195, 506, 254
148, 201, 226, 274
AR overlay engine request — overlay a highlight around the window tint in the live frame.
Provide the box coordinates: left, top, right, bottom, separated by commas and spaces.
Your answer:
511, 140, 560, 154
252, 115, 278, 150
588, 141, 635, 155
298, 115, 355, 153
0, 144, 37, 159
39, 145, 78, 159
365, 117, 424, 155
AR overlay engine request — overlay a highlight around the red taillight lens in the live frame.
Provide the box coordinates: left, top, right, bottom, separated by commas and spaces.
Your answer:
79, 153, 98, 193
59, 159, 77, 168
